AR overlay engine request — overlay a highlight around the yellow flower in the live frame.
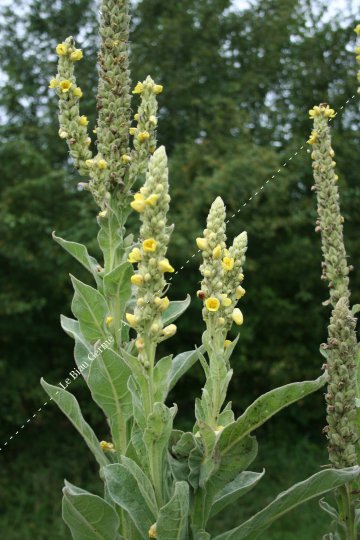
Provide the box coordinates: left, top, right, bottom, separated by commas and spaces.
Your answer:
131, 200, 146, 213
70, 49, 83, 61
355, 24, 360, 36
98, 209, 107, 218
143, 238, 157, 252
148, 523, 157, 539
98, 159, 108, 170
196, 237, 207, 250
48, 78, 58, 89
162, 324, 177, 337
137, 131, 150, 142
131, 274, 144, 286
232, 308, 244, 326
79, 115, 88, 126
324, 107, 336, 119
129, 127, 137, 136
73, 87, 83, 98
307, 130, 318, 145
222, 257, 234, 271
212, 244, 222, 259
308, 106, 321, 119
59, 80, 72, 93
130, 193, 147, 213
56, 43, 68, 56
145, 194, 159, 206
235, 286, 246, 299
149, 115, 158, 125
125, 313, 137, 327
224, 339, 232, 349
100, 440, 115, 451
205, 297, 220, 312
105, 316, 113, 326
153, 84, 163, 94
134, 113, 139, 121
160, 297, 170, 311
158, 259, 175, 273
132, 81, 144, 94
222, 296, 232, 307
128, 247, 142, 263
149, 146, 156, 154
121, 154, 132, 164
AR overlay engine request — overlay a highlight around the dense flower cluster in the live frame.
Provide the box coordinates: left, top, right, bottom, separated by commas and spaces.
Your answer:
126, 146, 175, 364
197, 196, 247, 335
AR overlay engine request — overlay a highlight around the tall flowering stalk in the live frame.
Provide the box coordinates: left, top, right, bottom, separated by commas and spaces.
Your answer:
41, 2, 359, 539
308, 101, 359, 538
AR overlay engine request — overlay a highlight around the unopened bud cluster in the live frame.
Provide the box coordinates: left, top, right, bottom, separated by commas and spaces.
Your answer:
197, 196, 247, 333
96, 0, 131, 187
308, 104, 350, 306
354, 24, 360, 94
323, 298, 358, 467
127, 76, 162, 190
126, 146, 175, 354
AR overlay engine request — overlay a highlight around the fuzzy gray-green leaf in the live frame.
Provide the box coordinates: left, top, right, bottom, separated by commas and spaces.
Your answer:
210, 470, 265, 518
162, 295, 191, 326
41, 379, 107, 468
157, 481, 190, 540
62, 480, 120, 540
213, 467, 360, 540
104, 463, 155, 537
71, 275, 109, 342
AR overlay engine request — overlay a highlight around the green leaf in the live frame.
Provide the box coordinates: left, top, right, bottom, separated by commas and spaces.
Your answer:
97, 204, 130, 274
213, 467, 360, 540
103, 262, 133, 344
41, 379, 107, 468
157, 481, 190, 540
162, 295, 191, 326
206, 435, 258, 493
60, 315, 93, 380
62, 480, 120, 540
88, 348, 132, 454
144, 403, 173, 486
217, 374, 326, 460
210, 470, 265, 518
196, 533, 211, 540
154, 355, 172, 401
53, 232, 102, 286
71, 275, 109, 342
169, 347, 203, 391
120, 456, 158, 517
103, 261, 132, 299
104, 463, 155, 537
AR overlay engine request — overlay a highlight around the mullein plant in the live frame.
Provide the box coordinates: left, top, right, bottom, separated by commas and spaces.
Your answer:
306, 27, 360, 538
42, 1, 359, 538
